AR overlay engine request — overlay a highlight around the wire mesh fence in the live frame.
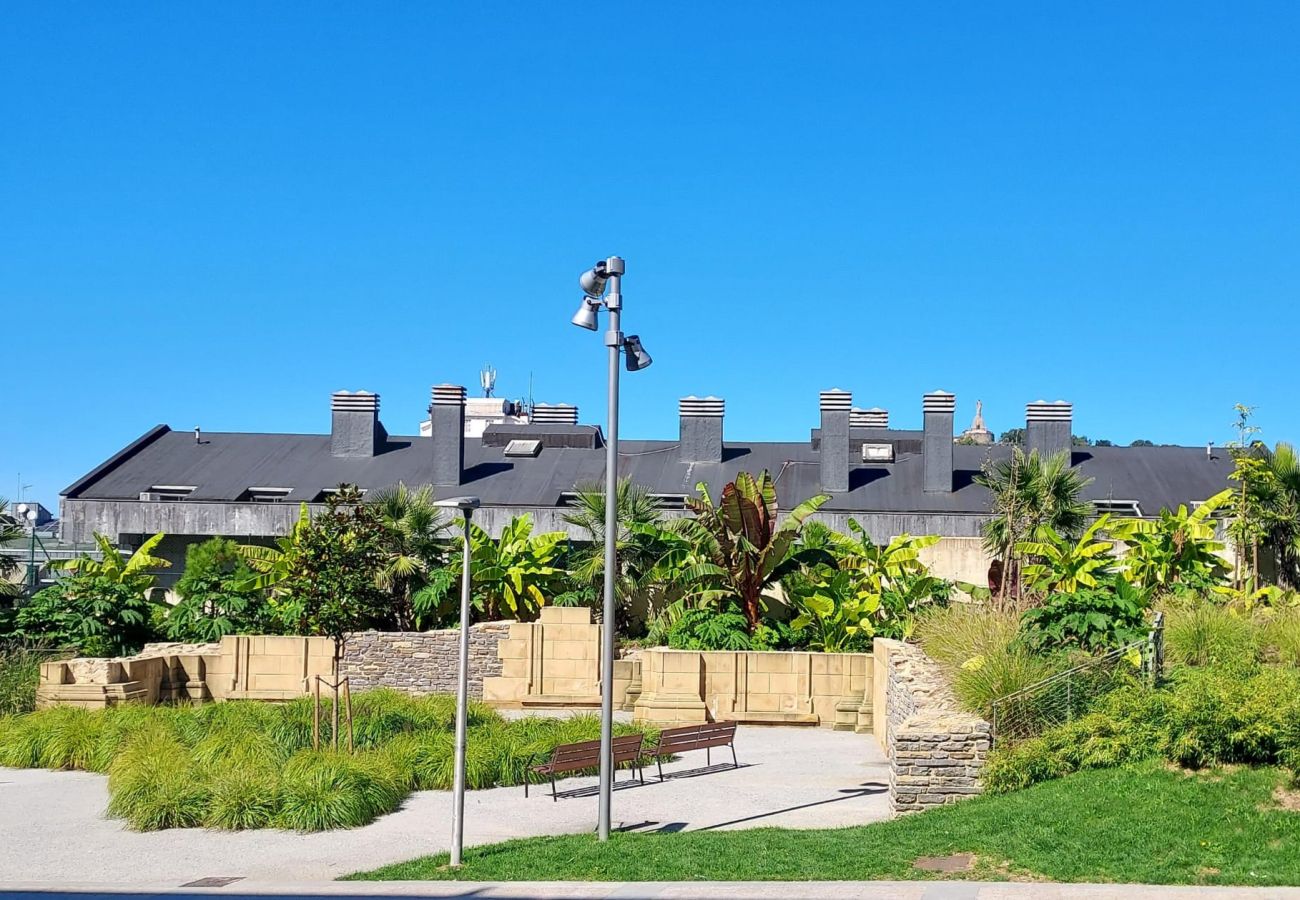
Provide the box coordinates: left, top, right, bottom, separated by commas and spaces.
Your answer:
990, 612, 1164, 745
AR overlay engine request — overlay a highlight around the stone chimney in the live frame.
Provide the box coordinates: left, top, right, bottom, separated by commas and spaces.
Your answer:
851, 407, 889, 429
430, 384, 467, 486
531, 403, 579, 425
679, 396, 724, 463
819, 389, 852, 493
1026, 400, 1073, 461
922, 390, 956, 493
330, 391, 386, 458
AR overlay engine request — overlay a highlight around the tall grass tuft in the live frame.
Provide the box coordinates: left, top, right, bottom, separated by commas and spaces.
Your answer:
107, 728, 209, 830
204, 765, 282, 830
915, 604, 1021, 672
277, 750, 405, 830
0, 642, 53, 716
1163, 602, 1260, 671
1261, 608, 1300, 667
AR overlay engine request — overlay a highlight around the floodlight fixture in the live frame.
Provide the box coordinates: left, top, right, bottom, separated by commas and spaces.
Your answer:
579, 261, 609, 299
624, 335, 652, 371
570, 298, 601, 331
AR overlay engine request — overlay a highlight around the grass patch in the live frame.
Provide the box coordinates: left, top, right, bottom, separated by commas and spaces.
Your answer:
0, 688, 658, 832
346, 761, 1300, 886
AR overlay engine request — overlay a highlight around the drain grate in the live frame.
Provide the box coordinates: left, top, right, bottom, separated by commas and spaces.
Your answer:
180, 876, 246, 888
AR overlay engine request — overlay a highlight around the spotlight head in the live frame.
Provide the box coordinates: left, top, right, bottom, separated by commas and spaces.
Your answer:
25, 509, 36, 522
16, 503, 28, 516
624, 334, 653, 371
579, 261, 609, 299
571, 298, 600, 331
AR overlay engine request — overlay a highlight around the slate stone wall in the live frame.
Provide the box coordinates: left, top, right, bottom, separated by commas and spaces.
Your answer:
875, 638, 992, 814
341, 623, 512, 697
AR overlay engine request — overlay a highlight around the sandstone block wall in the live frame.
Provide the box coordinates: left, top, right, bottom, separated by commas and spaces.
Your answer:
341, 623, 511, 697
873, 638, 991, 814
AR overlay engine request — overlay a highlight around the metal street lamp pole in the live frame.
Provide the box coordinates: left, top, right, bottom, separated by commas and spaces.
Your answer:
436, 495, 481, 867
597, 263, 623, 842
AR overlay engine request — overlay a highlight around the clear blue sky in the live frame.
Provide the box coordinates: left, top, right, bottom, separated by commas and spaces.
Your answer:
3, 2, 1298, 510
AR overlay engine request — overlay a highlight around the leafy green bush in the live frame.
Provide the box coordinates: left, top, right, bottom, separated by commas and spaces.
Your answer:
1162, 602, 1260, 671
14, 577, 159, 657
984, 667, 1300, 793
1018, 580, 1148, 654
164, 537, 273, 642
2, 691, 658, 832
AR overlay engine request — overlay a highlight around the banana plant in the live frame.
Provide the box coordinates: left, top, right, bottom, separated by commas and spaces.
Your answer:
49, 531, 171, 592
788, 569, 879, 651
237, 503, 311, 598
1016, 515, 1118, 595
671, 470, 830, 630
1110, 490, 1232, 593
463, 514, 566, 619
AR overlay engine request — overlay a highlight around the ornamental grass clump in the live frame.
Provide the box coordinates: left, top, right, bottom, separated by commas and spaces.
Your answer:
1162, 602, 1260, 671
1, 690, 655, 832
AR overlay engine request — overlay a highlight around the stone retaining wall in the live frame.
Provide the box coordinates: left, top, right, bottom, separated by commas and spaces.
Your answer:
873, 638, 991, 814
342, 623, 512, 697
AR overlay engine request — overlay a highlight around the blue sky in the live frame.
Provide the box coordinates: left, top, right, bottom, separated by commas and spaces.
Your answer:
3, 2, 1298, 509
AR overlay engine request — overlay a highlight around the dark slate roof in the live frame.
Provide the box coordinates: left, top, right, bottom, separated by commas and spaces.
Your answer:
64, 424, 1236, 517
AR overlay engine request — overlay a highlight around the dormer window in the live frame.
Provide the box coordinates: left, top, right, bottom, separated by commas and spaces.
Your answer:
240, 487, 293, 503
140, 485, 194, 502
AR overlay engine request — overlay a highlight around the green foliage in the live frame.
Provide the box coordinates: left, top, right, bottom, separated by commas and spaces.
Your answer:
456, 515, 567, 620
1162, 601, 1261, 671
0, 641, 54, 715
47, 532, 171, 590
787, 569, 875, 652
1111, 491, 1232, 595
165, 537, 271, 642
0, 498, 24, 597
236, 503, 311, 598
0, 691, 658, 832
1018, 579, 1149, 654
1261, 607, 1300, 666
983, 667, 1300, 794
672, 471, 829, 630
914, 603, 1021, 672
15, 577, 159, 656
1015, 514, 1117, 595
662, 604, 754, 651
275, 486, 389, 651
976, 449, 1093, 603
371, 483, 450, 630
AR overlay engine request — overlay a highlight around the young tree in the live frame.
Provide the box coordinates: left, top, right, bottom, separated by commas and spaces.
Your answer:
371, 483, 449, 630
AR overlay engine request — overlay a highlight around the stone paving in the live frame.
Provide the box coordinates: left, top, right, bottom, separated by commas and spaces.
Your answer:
0, 723, 890, 885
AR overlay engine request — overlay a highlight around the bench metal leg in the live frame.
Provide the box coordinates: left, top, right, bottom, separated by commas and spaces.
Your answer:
550, 773, 557, 802
524, 772, 530, 798
656, 757, 664, 781
706, 747, 711, 766
731, 743, 738, 768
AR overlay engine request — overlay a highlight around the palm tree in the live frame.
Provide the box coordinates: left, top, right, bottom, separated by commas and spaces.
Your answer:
562, 479, 668, 615
371, 483, 449, 630
1242, 442, 1300, 589
0, 499, 25, 598
976, 449, 1093, 605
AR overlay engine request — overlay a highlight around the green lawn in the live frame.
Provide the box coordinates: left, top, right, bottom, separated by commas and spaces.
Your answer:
347, 762, 1300, 885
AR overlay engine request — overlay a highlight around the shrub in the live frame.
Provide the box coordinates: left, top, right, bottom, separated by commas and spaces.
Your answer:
1261, 608, 1300, 667
1018, 581, 1148, 655
165, 537, 272, 643
204, 764, 281, 830
277, 750, 405, 830
1162, 602, 1260, 670
107, 729, 209, 830
915, 604, 1020, 672
0, 642, 53, 715
984, 668, 1300, 793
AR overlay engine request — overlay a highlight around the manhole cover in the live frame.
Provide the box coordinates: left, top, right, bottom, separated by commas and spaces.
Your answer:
180, 877, 246, 888
913, 853, 975, 873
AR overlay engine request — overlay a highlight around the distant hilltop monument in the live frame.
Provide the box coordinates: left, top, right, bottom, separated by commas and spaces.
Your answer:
960, 400, 994, 445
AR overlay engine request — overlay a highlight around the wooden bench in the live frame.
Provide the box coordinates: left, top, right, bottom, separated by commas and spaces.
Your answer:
644, 721, 739, 780
525, 733, 645, 800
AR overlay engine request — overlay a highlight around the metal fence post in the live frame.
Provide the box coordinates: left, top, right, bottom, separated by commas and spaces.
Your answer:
1150, 611, 1165, 685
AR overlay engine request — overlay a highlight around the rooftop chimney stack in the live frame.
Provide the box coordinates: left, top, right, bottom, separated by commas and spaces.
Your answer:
331, 391, 386, 458
679, 396, 725, 463
1026, 401, 1073, 462
851, 407, 889, 429
430, 384, 467, 485
922, 390, 956, 493
531, 403, 579, 426
819, 389, 852, 493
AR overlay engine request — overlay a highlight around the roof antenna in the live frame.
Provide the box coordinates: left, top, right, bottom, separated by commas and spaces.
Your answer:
1207, 440, 1213, 459
195, 426, 201, 444
480, 364, 496, 398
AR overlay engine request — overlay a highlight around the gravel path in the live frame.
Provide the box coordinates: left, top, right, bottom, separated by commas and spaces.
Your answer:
0, 724, 889, 885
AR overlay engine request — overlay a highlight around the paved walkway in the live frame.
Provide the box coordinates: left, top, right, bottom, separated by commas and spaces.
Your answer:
0, 724, 890, 885
3, 881, 1299, 899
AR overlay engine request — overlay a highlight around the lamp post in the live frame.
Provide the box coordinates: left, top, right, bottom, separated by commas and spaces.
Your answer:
16, 504, 37, 596
570, 256, 652, 841
434, 495, 481, 867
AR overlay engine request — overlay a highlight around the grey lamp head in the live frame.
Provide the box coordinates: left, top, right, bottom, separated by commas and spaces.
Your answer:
624, 334, 652, 371
579, 264, 608, 300
571, 298, 600, 331
434, 496, 481, 512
